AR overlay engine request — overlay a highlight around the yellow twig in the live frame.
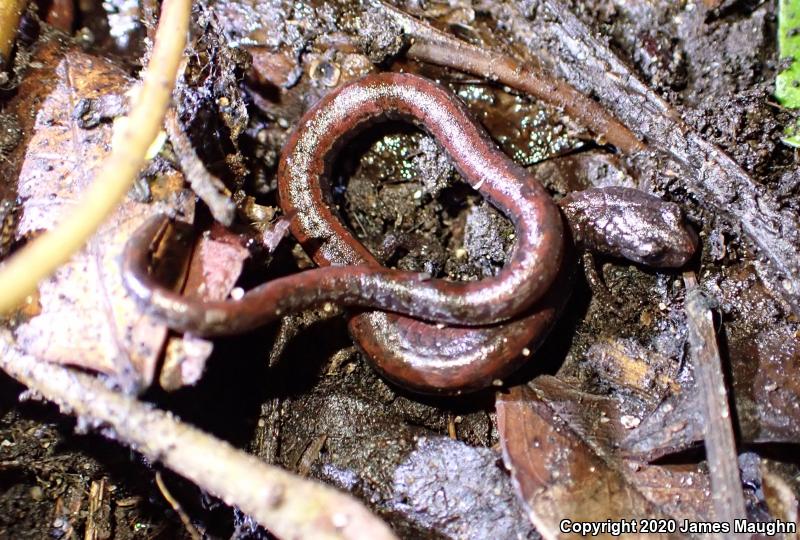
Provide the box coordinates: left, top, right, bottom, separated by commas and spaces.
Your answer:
0, 0, 26, 68
0, 0, 190, 314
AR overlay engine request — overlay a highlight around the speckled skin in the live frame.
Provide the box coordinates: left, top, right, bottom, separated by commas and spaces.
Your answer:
277, 72, 570, 393
278, 72, 564, 324
559, 187, 697, 267
122, 73, 696, 395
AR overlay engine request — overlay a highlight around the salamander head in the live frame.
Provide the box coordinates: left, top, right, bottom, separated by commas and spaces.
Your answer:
619, 203, 698, 268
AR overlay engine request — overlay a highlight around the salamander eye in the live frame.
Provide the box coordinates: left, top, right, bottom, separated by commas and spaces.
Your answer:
642, 252, 665, 265
634, 243, 667, 266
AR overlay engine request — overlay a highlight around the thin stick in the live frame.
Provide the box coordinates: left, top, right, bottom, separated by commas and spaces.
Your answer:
683, 272, 748, 538
0, 335, 397, 540
377, 1, 645, 154
0, 0, 190, 314
155, 471, 202, 540
165, 111, 236, 226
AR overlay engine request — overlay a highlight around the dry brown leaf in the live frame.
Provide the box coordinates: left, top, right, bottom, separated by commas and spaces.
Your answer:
9, 42, 193, 389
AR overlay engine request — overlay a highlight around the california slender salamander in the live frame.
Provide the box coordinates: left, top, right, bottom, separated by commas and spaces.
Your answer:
129, 72, 564, 334
123, 72, 696, 394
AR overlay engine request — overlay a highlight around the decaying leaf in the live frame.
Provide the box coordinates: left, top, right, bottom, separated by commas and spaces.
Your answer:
496, 381, 711, 539
9, 41, 194, 389
249, 47, 301, 89
740, 326, 800, 442
172, 223, 246, 299
622, 390, 705, 462
624, 310, 800, 460
160, 223, 249, 390
623, 465, 711, 525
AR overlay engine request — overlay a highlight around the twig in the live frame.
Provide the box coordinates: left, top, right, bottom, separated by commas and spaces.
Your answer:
165, 111, 236, 226
155, 471, 202, 540
536, 0, 800, 314
0, 334, 397, 540
0, 0, 190, 314
376, 0, 645, 154
297, 435, 327, 478
447, 414, 457, 440
85, 478, 111, 540
0, 0, 25, 69
684, 272, 748, 537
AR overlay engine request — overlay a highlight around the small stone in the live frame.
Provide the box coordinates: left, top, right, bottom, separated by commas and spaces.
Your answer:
620, 415, 641, 429
29, 486, 44, 501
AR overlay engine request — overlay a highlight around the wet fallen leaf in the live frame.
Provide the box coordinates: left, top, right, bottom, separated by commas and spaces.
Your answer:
740, 326, 800, 443
496, 380, 711, 539
160, 223, 249, 390
8, 40, 193, 388
624, 464, 710, 524
522, 375, 630, 451
622, 391, 705, 462
249, 48, 301, 89
181, 223, 250, 301
625, 269, 800, 460
585, 339, 681, 406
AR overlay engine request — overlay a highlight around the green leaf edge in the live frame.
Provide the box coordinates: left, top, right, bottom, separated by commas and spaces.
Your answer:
777, 0, 800, 108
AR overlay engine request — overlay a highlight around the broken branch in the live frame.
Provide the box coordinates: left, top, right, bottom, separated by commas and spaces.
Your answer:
378, 0, 645, 154
684, 272, 748, 535
0, 333, 397, 540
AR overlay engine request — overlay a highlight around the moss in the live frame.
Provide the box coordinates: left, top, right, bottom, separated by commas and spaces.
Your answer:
776, 0, 800, 146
